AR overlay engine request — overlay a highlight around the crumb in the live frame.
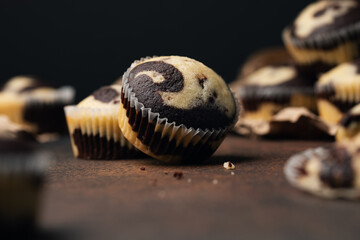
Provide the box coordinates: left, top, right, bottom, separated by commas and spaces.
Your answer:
231, 172, 235, 175
158, 190, 166, 198
187, 178, 192, 183
173, 171, 183, 180
164, 172, 168, 175
212, 179, 218, 185
223, 161, 235, 170
140, 167, 146, 171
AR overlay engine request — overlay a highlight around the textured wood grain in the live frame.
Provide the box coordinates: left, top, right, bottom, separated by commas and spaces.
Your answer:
35, 136, 360, 240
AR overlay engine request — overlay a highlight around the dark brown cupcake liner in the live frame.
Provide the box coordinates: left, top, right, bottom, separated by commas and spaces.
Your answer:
64, 105, 139, 160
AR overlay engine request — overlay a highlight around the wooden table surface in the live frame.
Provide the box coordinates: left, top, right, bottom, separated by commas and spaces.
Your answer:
36, 135, 360, 240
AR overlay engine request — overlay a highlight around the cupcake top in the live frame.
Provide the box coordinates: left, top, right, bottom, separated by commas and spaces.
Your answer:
316, 60, 360, 102
2, 75, 52, 93
237, 47, 293, 79
1, 75, 75, 103
124, 56, 236, 129
285, 144, 358, 192
78, 85, 122, 108
239, 65, 313, 89
290, 1, 360, 39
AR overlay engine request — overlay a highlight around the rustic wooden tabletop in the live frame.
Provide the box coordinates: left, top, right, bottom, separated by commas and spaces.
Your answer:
35, 135, 360, 240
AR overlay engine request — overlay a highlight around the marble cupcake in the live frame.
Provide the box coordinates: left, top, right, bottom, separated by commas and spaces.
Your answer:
283, 0, 360, 77
316, 60, 360, 124
284, 144, 360, 199
236, 47, 293, 80
0, 116, 50, 233
236, 64, 316, 120
65, 85, 139, 160
119, 56, 238, 164
0, 75, 75, 133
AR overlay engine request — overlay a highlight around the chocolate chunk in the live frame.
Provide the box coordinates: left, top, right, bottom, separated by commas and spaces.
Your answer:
93, 87, 119, 103
197, 74, 207, 89
208, 97, 215, 104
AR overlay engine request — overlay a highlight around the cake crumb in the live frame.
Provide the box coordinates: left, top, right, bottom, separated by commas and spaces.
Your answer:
140, 167, 146, 171
231, 172, 235, 175
158, 190, 166, 198
173, 171, 183, 180
187, 178, 192, 183
164, 171, 169, 175
223, 161, 235, 170
212, 179, 218, 185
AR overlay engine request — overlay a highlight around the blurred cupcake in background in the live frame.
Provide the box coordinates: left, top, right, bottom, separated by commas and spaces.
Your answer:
0, 75, 75, 134
316, 59, 360, 125
283, 0, 360, 78
0, 115, 50, 235
234, 63, 316, 121
232, 47, 293, 86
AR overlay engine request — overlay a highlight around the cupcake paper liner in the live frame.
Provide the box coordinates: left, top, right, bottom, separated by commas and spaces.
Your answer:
119, 56, 239, 164
65, 105, 138, 160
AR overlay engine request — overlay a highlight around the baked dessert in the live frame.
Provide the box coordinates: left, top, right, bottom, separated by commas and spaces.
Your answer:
316, 60, 360, 124
283, 0, 360, 77
336, 104, 360, 142
235, 47, 292, 80
0, 118, 49, 233
284, 144, 360, 199
236, 65, 316, 120
119, 56, 238, 164
65, 85, 139, 160
0, 75, 75, 133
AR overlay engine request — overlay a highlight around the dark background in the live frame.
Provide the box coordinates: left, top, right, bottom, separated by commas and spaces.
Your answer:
0, 0, 313, 101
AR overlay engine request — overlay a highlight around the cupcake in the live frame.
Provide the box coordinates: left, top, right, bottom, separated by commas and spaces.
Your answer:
0, 75, 75, 133
0, 118, 50, 233
235, 64, 316, 120
283, 0, 360, 77
316, 60, 360, 124
119, 56, 238, 164
65, 85, 140, 160
336, 104, 360, 142
284, 144, 360, 199
235, 47, 292, 80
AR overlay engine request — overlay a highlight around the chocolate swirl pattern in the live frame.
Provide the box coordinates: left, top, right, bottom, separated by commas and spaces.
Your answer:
293, 1, 359, 38
127, 57, 236, 129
